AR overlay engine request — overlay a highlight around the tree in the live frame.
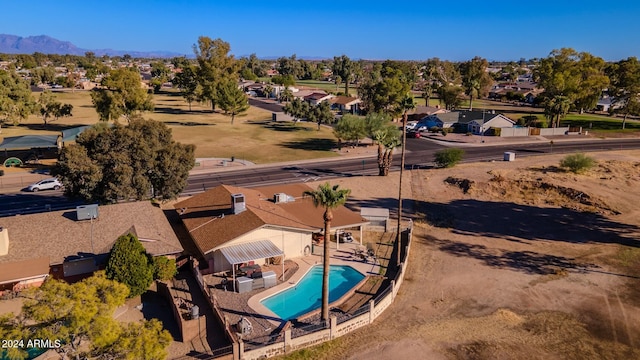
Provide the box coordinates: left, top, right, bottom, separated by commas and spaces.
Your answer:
333, 115, 366, 146
38, 90, 73, 126
606, 57, 640, 129
283, 97, 309, 122
544, 95, 571, 128
0, 69, 37, 127
437, 84, 464, 110
17, 272, 171, 359
303, 183, 351, 323
150, 61, 170, 93
217, 79, 249, 124
55, 118, 195, 202
332, 55, 353, 95
276, 54, 303, 78
91, 67, 154, 122
373, 123, 401, 176
153, 256, 177, 281
193, 36, 240, 111
105, 233, 154, 298
396, 94, 415, 264
308, 101, 335, 130
172, 58, 200, 111
263, 84, 273, 99
460, 56, 493, 110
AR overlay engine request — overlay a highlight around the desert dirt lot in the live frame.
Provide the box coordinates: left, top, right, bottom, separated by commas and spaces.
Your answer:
300, 150, 640, 360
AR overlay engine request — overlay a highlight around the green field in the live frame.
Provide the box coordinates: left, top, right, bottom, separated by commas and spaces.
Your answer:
0, 90, 340, 162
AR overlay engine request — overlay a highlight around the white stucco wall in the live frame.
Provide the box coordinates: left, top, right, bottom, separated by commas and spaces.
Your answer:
206, 227, 312, 273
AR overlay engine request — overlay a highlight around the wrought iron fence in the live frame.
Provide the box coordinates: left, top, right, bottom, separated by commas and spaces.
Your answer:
373, 284, 393, 306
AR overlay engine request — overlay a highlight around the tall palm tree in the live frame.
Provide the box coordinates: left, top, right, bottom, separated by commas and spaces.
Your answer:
396, 94, 415, 264
303, 182, 351, 323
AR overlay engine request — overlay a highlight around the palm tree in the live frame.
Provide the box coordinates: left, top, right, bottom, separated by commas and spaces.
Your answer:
396, 94, 415, 264
263, 84, 273, 99
303, 183, 351, 324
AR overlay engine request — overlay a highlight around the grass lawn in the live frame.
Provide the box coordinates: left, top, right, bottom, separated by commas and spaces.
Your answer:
0, 90, 340, 163
295, 79, 358, 96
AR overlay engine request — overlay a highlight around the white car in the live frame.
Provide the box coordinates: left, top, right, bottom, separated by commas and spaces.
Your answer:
405, 121, 418, 130
27, 178, 62, 192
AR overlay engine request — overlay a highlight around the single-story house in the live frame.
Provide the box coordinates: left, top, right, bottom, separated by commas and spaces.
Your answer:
467, 113, 516, 134
330, 96, 362, 114
0, 202, 183, 292
418, 112, 460, 129
174, 184, 369, 274
304, 92, 335, 106
407, 105, 448, 122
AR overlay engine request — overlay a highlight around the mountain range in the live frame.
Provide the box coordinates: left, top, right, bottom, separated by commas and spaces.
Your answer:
0, 34, 185, 58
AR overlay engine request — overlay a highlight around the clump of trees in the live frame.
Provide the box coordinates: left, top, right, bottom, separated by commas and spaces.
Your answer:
283, 98, 335, 130
560, 153, 596, 174
434, 148, 465, 168
0, 272, 172, 360
0, 69, 36, 127
38, 90, 73, 126
54, 118, 195, 203
90, 67, 154, 122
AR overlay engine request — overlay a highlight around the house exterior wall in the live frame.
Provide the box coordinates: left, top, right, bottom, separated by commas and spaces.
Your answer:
206, 227, 312, 273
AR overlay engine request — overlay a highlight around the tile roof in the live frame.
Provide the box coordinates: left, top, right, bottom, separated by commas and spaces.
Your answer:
0, 202, 183, 266
175, 184, 369, 256
303, 92, 330, 101
330, 96, 360, 106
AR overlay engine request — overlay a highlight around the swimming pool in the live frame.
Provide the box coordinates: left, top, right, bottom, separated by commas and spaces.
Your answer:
261, 265, 365, 320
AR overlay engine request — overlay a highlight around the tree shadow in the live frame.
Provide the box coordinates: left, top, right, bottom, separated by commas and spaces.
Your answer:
280, 138, 337, 151
252, 122, 314, 132
153, 107, 211, 115
163, 121, 212, 126
15, 123, 84, 132
416, 199, 640, 248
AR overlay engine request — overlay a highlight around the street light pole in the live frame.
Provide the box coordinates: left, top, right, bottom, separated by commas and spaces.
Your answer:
481, 110, 485, 143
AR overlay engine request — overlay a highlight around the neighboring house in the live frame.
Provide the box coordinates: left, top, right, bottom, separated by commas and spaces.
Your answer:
419, 112, 460, 129
174, 184, 369, 274
303, 92, 335, 106
407, 105, 448, 122
467, 113, 516, 134
0, 202, 183, 293
330, 96, 362, 114
596, 96, 613, 112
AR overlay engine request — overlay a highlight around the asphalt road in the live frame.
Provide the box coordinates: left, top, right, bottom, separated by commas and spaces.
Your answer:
1, 138, 639, 217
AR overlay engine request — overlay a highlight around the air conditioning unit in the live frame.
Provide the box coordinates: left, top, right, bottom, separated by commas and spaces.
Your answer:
76, 204, 99, 221
274, 193, 287, 203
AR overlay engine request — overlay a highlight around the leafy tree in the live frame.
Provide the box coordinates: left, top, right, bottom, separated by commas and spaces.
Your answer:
263, 84, 274, 99
0, 69, 37, 127
560, 153, 596, 174
91, 67, 154, 122
0, 314, 29, 360
38, 90, 73, 126
544, 95, 571, 128
276, 54, 303, 78
272, 74, 296, 88
216, 78, 249, 124
18, 272, 171, 359
437, 84, 464, 110
460, 56, 493, 110
606, 57, 640, 129
333, 115, 366, 146
153, 256, 177, 281
150, 61, 170, 93
172, 58, 200, 111
303, 183, 351, 323
308, 101, 335, 130
332, 55, 353, 95
280, 87, 294, 103
283, 97, 309, 122
105, 233, 154, 298
363, 111, 391, 139
55, 118, 195, 202
193, 36, 240, 110
30, 66, 56, 85
434, 148, 464, 168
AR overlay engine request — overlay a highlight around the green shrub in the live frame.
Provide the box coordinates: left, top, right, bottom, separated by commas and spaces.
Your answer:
560, 153, 596, 174
153, 256, 177, 281
105, 233, 154, 297
434, 148, 464, 168
441, 130, 447, 136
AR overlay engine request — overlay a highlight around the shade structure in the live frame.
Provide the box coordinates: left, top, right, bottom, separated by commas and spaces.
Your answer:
0, 135, 59, 150
219, 239, 283, 265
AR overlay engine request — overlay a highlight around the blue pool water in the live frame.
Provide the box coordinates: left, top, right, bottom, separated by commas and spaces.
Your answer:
261, 265, 365, 320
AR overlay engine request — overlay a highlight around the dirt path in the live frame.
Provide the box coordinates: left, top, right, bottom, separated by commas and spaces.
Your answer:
294, 150, 640, 360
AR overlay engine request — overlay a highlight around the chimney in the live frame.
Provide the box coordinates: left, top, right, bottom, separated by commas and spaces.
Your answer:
231, 193, 246, 214
0, 227, 8, 256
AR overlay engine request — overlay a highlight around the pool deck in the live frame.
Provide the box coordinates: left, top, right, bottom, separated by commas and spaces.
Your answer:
247, 242, 380, 327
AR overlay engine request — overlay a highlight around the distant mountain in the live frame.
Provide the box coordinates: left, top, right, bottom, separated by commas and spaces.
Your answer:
0, 34, 184, 58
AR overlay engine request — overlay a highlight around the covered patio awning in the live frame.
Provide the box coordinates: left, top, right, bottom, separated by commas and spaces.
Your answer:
219, 239, 283, 265
0, 135, 59, 150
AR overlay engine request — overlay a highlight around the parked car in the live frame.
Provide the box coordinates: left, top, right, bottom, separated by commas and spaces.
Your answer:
405, 121, 418, 130
26, 178, 62, 192
407, 130, 421, 138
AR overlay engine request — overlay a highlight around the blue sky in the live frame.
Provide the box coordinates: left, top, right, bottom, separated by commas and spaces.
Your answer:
1, 1, 638, 61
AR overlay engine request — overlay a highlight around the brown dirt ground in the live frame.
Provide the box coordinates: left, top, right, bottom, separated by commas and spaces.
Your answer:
300, 150, 640, 360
